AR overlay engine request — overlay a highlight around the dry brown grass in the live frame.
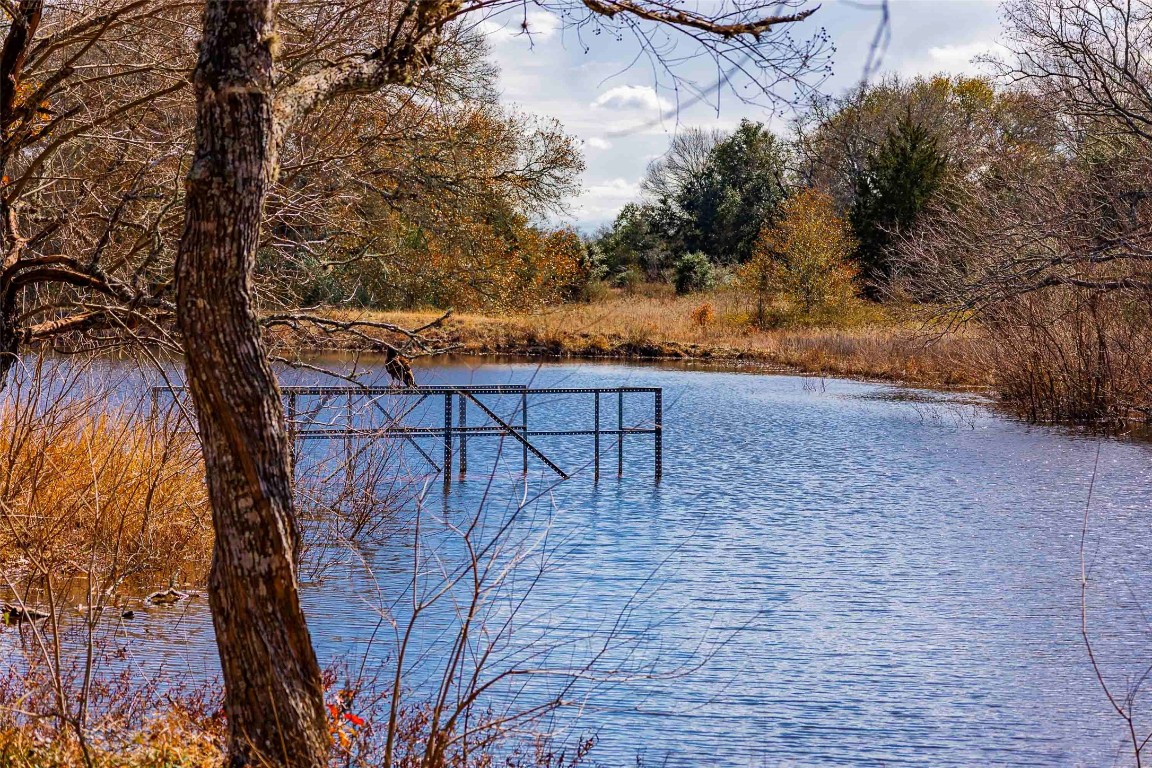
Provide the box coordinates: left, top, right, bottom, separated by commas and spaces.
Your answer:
0, 679, 226, 768
0, 390, 212, 589
299, 288, 986, 389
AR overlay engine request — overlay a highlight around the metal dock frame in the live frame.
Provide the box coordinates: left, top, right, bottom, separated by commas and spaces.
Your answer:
152, 384, 663, 482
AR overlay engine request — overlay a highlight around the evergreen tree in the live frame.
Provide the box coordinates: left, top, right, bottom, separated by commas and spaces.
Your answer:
592, 202, 674, 280
676, 120, 789, 264
850, 116, 947, 294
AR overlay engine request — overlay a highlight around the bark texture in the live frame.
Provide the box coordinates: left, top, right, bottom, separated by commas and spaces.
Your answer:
0, 0, 42, 388
175, 2, 328, 766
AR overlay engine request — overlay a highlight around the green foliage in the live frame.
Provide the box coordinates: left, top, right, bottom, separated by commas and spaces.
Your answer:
579, 238, 611, 283
589, 120, 789, 282
673, 251, 716, 295
592, 203, 672, 280
850, 116, 947, 293
617, 267, 645, 292
676, 120, 789, 264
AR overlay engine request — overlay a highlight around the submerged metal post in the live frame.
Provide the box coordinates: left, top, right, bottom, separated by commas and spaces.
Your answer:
286, 391, 299, 469
521, 391, 529, 473
594, 391, 601, 482
654, 389, 662, 481
343, 392, 353, 478
458, 394, 467, 479
443, 392, 452, 485
617, 388, 624, 477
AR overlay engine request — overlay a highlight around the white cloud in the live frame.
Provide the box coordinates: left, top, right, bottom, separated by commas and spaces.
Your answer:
931, 42, 1001, 69
586, 137, 612, 150
573, 178, 641, 224
902, 41, 1009, 77
592, 86, 673, 113
583, 178, 639, 197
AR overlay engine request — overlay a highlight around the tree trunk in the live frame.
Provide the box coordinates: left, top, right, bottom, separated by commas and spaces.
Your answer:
175, 3, 328, 767
0, 1, 42, 390
0, 306, 20, 387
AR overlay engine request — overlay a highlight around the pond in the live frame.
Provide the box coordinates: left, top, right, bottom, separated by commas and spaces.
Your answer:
10, 356, 1152, 767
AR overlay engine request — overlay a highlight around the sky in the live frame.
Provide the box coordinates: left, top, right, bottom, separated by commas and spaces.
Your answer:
473, 0, 1005, 230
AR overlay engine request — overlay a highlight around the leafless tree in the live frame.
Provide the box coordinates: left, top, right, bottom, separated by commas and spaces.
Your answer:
0, 1, 197, 381
1002, 0, 1152, 143
640, 126, 723, 202
0, 2, 558, 388
898, 152, 1152, 307
887, 0, 1152, 423
955, 0, 1152, 300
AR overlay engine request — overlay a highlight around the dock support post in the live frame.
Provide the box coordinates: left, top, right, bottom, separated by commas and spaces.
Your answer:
287, 392, 297, 442
287, 392, 298, 469
594, 391, 601, 481
654, 390, 662, 481
521, 391, 529, 473
443, 392, 453, 485
458, 395, 467, 479
343, 393, 353, 480
617, 388, 624, 477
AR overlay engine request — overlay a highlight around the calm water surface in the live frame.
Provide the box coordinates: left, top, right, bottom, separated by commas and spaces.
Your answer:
13, 357, 1152, 767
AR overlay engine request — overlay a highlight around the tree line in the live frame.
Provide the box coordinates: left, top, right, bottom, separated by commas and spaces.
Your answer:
588, 75, 1007, 307
592, 0, 1152, 425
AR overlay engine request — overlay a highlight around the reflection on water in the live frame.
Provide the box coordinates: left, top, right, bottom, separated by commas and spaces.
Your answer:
5, 355, 1152, 768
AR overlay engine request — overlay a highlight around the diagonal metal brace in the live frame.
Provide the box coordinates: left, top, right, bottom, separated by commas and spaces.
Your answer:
366, 394, 441, 471
460, 391, 568, 479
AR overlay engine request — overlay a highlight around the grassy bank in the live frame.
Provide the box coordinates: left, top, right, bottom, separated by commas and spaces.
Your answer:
289, 290, 986, 390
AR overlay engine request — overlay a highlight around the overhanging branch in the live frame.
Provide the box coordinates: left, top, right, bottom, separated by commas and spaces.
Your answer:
581, 0, 818, 39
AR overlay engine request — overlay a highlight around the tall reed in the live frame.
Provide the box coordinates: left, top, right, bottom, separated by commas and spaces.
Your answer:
0, 383, 212, 590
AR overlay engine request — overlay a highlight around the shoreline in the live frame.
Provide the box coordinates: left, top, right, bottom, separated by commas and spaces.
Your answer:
272, 300, 988, 392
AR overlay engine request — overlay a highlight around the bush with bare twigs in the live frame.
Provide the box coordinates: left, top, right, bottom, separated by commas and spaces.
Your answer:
0, 658, 595, 768
0, 372, 618, 768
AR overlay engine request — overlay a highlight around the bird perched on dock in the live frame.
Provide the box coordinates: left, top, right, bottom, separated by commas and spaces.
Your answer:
384, 347, 416, 388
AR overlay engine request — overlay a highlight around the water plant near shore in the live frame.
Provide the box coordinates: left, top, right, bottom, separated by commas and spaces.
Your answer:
0, 375, 212, 592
